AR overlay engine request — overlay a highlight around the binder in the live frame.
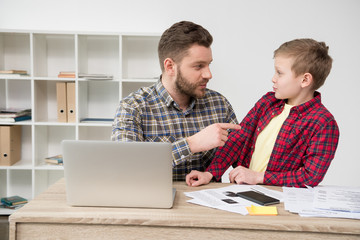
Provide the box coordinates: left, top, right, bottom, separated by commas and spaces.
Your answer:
56, 82, 67, 122
0, 125, 21, 166
66, 82, 76, 122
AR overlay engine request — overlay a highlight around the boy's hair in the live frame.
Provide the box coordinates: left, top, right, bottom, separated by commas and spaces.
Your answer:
158, 21, 213, 72
274, 38, 333, 90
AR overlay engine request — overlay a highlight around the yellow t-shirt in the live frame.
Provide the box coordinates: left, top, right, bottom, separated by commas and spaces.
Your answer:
249, 104, 293, 172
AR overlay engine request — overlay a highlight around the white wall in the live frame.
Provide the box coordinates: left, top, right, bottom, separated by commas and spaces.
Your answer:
1, 0, 359, 186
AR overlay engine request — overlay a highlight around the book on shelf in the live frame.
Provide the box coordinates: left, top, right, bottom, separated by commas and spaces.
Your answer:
58, 71, 75, 78
0, 70, 27, 74
1, 195, 28, 206
45, 154, 63, 165
78, 73, 113, 80
0, 115, 31, 123
0, 70, 29, 78
80, 118, 113, 123
0, 108, 31, 118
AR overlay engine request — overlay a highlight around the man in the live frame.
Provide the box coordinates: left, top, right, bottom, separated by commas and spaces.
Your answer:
112, 21, 240, 180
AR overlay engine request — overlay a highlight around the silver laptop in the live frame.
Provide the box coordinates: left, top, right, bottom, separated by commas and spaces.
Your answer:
62, 140, 175, 208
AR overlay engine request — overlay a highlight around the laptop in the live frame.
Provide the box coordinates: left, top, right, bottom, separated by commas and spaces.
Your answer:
62, 140, 175, 208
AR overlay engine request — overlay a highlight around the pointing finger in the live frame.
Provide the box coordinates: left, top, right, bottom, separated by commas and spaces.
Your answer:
218, 123, 241, 130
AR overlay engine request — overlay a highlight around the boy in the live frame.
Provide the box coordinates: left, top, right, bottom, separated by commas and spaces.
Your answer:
186, 38, 339, 187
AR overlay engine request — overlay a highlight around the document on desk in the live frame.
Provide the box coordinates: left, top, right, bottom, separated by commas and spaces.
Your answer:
313, 186, 360, 213
184, 185, 283, 215
283, 186, 360, 219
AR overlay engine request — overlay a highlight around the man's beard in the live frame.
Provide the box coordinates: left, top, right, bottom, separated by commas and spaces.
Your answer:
175, 68, 207, 99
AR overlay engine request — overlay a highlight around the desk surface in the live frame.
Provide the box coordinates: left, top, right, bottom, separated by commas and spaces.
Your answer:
9, 179, 360, 239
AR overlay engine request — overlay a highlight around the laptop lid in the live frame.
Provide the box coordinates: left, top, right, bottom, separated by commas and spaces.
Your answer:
62, 140, 174, 208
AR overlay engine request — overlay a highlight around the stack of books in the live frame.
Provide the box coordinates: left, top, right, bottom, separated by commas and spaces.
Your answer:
58, 71, 75, 78
0, 195, 28, 210
45, 154, 63, 165
78, 73, 113, 80
0, 70, 29, 78
0, 108, 31, 123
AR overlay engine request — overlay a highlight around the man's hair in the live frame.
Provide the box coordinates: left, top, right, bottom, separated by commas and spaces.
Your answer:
158, 21, 213, 72
274, 38, 333, 90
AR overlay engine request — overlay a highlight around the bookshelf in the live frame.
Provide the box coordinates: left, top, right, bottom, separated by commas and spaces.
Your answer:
0, 30, 161, 214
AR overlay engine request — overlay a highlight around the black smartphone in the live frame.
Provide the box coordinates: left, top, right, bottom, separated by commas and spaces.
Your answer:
236, 191, 280, 206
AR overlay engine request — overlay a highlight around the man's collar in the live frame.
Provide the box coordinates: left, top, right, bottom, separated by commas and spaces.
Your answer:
156, 76, 198, 112
156, 76, 174, 107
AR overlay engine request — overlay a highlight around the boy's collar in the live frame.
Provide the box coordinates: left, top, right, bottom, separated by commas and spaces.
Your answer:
279, 91, 322, 116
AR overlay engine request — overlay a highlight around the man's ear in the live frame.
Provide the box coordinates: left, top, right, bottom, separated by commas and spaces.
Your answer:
301, 73, 313, 88
164, 58, 176, 76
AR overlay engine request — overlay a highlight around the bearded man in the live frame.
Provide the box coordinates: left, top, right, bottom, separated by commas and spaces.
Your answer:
112, 21, 239, 181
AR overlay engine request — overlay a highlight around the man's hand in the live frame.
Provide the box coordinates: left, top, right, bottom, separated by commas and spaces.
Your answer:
186, 123, 241, 153
186, 170, 213, 187
229, 166, 264, 185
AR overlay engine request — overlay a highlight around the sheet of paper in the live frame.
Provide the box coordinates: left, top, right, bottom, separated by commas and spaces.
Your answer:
282, 185, 360, 219
282, 187, 314, 213
184, 184, 282, 215
313, 186, 360, 213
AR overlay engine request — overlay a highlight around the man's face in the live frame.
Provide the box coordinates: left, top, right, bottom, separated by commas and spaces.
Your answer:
174, 44, 213, 99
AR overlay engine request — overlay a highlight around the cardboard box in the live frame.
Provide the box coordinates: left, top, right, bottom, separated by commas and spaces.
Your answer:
0, 125, 22, 166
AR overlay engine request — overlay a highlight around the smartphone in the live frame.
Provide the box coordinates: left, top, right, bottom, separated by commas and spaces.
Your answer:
236, 191, 280, 206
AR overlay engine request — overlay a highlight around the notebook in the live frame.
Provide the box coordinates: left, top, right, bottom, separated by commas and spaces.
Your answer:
62, 140, 175, 208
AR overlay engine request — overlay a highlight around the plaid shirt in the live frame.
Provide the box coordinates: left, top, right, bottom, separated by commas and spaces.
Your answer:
112, 79, 238, 181
207, 92, 339, 187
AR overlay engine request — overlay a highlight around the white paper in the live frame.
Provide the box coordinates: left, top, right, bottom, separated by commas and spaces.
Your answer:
313, 186, 360, 213
184, 184, 283, 215
282, 185, 360, 219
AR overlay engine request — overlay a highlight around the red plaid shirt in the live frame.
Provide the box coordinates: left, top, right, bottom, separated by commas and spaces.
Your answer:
207, 92, 339, 187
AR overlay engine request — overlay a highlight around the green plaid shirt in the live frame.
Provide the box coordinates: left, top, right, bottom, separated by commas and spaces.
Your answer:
112, 79, 238, 181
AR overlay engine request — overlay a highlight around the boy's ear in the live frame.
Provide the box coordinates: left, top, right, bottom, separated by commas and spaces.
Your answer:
301, 73, 313, 88
163, 58, 176, 76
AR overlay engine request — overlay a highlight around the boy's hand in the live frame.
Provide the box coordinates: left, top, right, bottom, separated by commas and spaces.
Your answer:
186, 170, 213, 187
186, 123, 241, 153
229, 166, 264, 185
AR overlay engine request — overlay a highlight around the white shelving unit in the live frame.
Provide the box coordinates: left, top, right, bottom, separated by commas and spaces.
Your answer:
0, 30, 160, 214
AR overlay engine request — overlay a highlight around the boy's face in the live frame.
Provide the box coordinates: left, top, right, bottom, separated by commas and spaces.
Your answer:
272, 56, 304, 105
174, 44, 213, 99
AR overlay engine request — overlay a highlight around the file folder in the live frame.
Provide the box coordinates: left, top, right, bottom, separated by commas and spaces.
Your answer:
66, 82, 76, 123
56, 82, 67, 122
0, 125, 21, 166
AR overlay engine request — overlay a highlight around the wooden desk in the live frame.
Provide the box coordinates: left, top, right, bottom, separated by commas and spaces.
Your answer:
9, 179, 360, 239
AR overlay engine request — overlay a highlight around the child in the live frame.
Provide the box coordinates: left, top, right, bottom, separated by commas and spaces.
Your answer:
186, 38, 339, 187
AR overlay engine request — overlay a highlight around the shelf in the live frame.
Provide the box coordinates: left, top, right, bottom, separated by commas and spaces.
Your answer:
78, 125, 112, 140
34, 125, 75, 167
122, 35, 160, 79
78, 34, 119, 78
0, 32, 31, 75
0, 29, 161, 200
78, 80, 119, 119
7, 170, 32, 200
33, 34, 75, 78
0, 78, 31, 110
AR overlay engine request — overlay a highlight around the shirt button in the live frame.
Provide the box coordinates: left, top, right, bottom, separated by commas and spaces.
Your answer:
257, 127, 261, 132
272, 112, 275, 116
